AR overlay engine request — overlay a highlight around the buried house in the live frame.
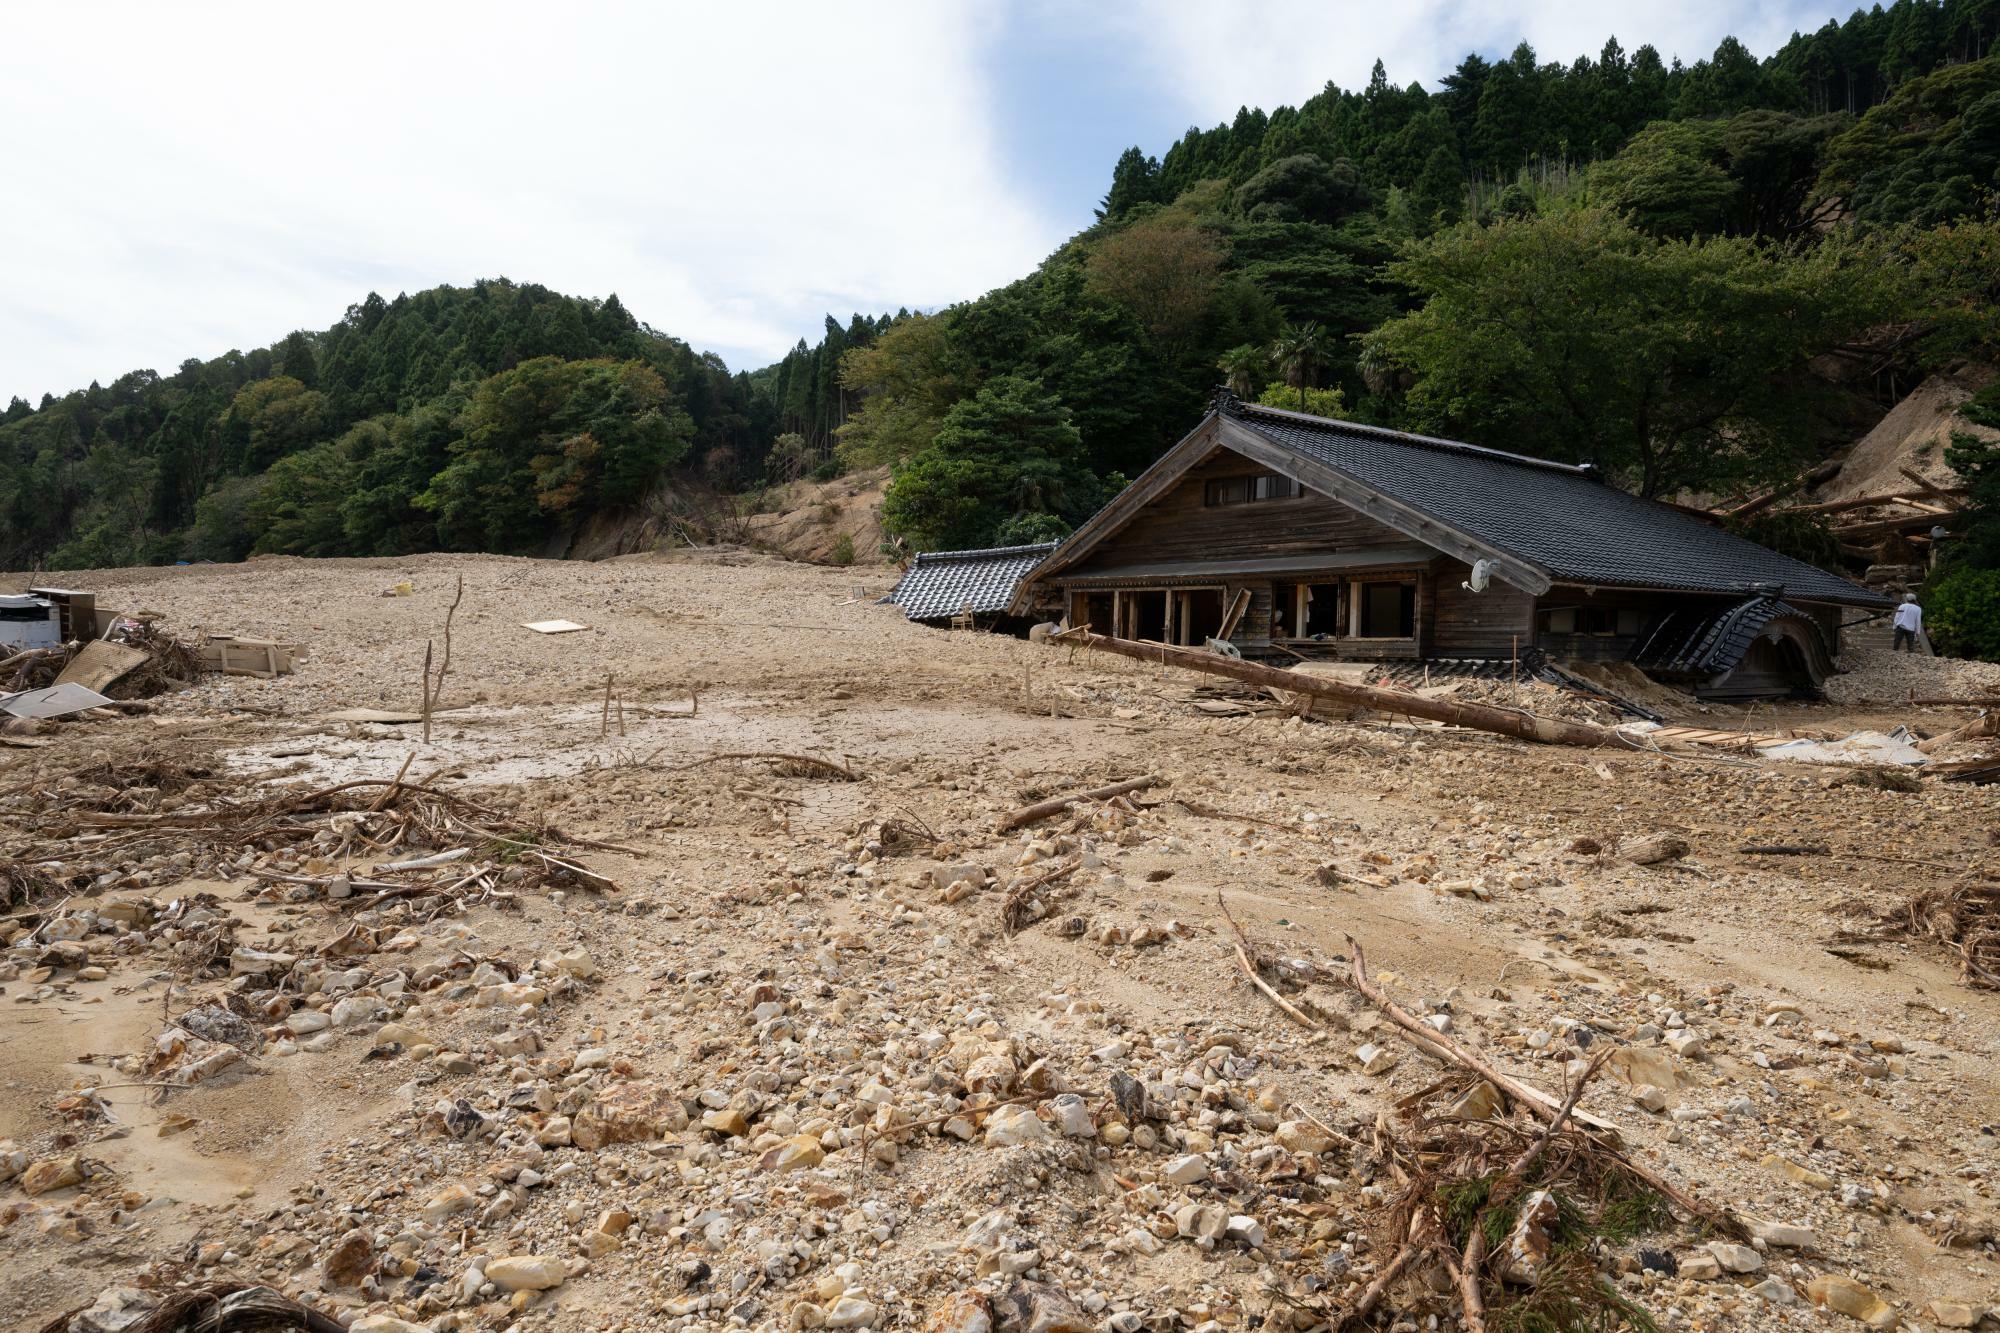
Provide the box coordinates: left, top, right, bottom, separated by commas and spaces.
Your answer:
1001, 394, 1892, 700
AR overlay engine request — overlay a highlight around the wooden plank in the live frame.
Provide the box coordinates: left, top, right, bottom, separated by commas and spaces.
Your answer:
53, 640, 150, 693
1216, 588, 1252, 640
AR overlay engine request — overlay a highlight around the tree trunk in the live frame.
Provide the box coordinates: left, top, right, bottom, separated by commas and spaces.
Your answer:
1050, 630, 1624, 748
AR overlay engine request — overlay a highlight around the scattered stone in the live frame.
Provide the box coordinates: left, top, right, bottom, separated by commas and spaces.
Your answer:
1707, 1242, 1763, 1274
1808, 1274, 1899, 1328
485, 1254, 569, 1292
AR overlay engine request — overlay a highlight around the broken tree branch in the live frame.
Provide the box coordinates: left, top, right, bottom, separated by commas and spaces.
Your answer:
1344, 934, 1745, 1237
1217, 890, 1318, 1029
996, 775, 1159, 832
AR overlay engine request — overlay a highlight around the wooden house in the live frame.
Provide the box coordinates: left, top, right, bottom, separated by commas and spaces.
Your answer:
1009, 394, 1892, 699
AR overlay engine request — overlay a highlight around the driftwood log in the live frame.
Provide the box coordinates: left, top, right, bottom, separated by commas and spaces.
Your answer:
997, 776, 1158, 832
1049, 629, 1623, 748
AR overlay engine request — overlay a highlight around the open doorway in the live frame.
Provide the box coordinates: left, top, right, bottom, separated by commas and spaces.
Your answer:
1072, 592, 1113, 634
1175, 588, 1225, 645
1122, 590, 1167, 641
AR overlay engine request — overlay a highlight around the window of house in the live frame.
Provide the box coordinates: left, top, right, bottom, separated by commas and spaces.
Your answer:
1205, 473, 1299, 506
1302, 582, 1344, 636
1355, 580, 1416, 638
1542, 606, 1649, 637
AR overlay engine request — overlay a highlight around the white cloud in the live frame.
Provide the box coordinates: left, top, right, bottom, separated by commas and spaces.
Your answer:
1092, 1, 1830, 130
0, 1, 1057, 401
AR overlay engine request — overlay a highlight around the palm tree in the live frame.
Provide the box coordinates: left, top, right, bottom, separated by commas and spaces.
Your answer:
1215, 344, 1269, 398
1270, 322, 1330, 411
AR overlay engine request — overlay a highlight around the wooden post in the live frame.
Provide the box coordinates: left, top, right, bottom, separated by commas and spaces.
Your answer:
601, 672, 614, 738
1050, 629, 1623, 748
420, 641, 434, 745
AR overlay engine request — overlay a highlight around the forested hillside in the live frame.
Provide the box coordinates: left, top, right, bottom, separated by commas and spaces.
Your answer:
0, 282, 775, 568
773, 1, 2000, 552
6, 0, 1999, 575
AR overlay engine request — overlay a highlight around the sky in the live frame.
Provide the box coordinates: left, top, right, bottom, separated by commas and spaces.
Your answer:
0, 0, 1841, 405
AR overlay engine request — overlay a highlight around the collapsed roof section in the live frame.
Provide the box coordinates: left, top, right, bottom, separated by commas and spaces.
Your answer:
888, 542, 1060, 622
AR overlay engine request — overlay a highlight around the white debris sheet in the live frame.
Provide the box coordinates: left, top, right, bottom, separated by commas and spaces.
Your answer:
1760, 727, 1929, 766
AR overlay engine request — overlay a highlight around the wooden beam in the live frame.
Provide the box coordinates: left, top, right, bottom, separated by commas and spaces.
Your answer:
1215, 418, 1553, 595
1049, 629, 1622, 748
1781, 490, 1937, 517
1898, 467, 1967, 508
1216, 587, 1252, 640
1830, 511, 1959, 540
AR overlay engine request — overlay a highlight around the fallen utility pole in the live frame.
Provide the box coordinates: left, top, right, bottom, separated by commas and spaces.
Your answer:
1049, 628, 1624, 748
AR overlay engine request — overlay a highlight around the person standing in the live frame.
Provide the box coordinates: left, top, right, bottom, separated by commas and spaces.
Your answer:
1892, 593, 1923, 652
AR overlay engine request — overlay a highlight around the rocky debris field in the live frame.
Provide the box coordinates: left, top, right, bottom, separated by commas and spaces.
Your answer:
3, 552, 1999, 1333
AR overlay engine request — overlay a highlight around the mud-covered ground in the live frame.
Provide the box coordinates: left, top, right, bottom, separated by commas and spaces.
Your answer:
3, 551, 1997, 1333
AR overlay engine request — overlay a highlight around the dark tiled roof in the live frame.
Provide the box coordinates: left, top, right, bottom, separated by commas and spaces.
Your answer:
1632, 595, 1834, 679
1233, 403, 1891, 608
890, 543, 1060, 621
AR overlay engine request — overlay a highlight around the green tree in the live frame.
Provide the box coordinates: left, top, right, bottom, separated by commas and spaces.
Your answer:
1255, 383, 1345, 417
222, 375, 328, 472
421, 358, 691, 551
1216, 344, 1271, 396
1365, 209, 1887, 496
1270, 322, 1331, 410
1084, 215, 1224, 359
882, 376, 1101, 550
833, 313, 970, 469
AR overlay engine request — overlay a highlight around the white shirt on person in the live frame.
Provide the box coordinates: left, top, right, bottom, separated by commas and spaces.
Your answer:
1894, 602, 1923, 632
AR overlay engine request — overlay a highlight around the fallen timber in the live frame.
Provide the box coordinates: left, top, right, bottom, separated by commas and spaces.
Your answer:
1050, 628, 1625, 748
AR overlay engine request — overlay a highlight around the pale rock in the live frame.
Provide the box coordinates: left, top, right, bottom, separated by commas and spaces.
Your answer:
21, 1155, 83, 1195
825, 1296, 879, 1329
1679, 1252, 1723, 1280
421, 1180, 477, 1224
1160, 1153, 1209, 1185
1225, 1214, 1267, 1248
1048, 1093, 1095, 1138
331, 995, 384, 1028
702, 1107, 751, 1137
760, 1135, 827, 1172
1752, 1221, 1817, 1249
1443, 1081, 1501, 1120
1274, 1119, 1338, 1154
551, 948, 598, 979
983, 1104, 1050, 1147
1631, 1084, 1670, 1113
485, 1254, 569, 1291
1354, 1043, 1397, 1075
1707, 1242, 1763, 1274
284, 1012, 330, 1036
1174, 1203, 1228, 1241
1751, 1278, 1799, 1306
924, 1290, 993, 1333
1808, 1274, 1899, 1328
72, 1286, 156, 1333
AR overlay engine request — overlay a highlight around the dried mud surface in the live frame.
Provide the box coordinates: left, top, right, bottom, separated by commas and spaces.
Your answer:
3, 551, 1998, 1333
